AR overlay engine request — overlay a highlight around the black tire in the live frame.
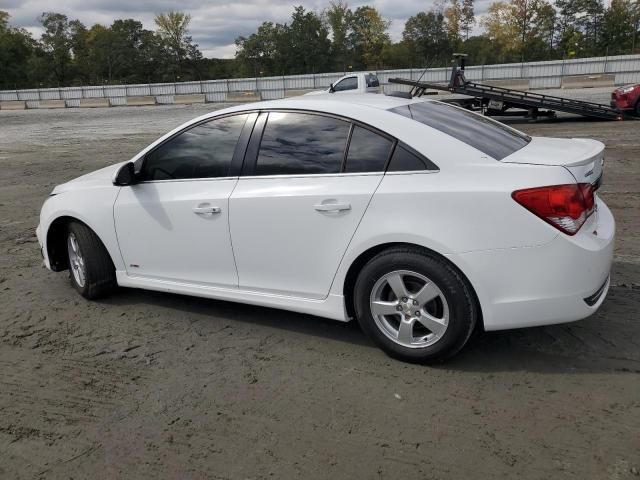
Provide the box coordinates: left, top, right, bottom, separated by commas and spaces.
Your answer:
66, 221, 116, 299
635, 100, 640, 117
353, 247, 478, 363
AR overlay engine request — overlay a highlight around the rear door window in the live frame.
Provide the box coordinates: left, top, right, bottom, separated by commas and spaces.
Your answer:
389, 102, 530, 160
255, 112, 350, 176
345, 126, 393, 173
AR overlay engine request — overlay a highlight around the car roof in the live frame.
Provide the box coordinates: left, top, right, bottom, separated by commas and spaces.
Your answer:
248, 93, 426, 112
194, 93, 433, 126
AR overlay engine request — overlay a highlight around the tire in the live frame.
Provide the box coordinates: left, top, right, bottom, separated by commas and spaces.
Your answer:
635, 100, 640, 117
66, 221, 116, 299
353, 247, 478, 363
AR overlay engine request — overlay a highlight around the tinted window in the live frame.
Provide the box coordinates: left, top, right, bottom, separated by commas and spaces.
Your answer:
345, 126, 393, 173
389, 102, 530, 160
366, 74, 380, 88
255, 112, 350, 176
387, 145, 437, 172
141, 115, 247, 180
334, 77, 358, 91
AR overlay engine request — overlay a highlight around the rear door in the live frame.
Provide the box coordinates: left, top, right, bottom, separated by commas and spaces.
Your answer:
229, 111, 394, 299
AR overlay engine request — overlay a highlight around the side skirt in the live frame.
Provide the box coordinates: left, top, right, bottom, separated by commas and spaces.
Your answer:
115, 271, 349, 322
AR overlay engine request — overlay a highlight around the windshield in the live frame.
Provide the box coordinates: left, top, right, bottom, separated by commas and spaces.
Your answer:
389, 102, 531, 160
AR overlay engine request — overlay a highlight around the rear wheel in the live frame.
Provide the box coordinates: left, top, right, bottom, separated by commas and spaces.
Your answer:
353, 248, 477, 363
66, 222, 116, 299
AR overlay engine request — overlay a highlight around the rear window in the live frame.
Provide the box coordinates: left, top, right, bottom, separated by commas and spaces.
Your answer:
389, 102, 530, 160
366, 74, 380, 88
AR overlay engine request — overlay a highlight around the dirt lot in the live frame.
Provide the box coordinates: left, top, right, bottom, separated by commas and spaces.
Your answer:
0, 104, 639, 479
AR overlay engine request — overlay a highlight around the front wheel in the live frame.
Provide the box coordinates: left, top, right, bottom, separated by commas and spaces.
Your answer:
66, 222, 116, 299
354, 248, 478, 363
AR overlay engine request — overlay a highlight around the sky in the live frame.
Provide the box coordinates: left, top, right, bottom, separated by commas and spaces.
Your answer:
1, 0, 491, 58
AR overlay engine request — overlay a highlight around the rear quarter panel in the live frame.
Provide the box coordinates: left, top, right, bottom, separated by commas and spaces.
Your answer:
330, 160, 575, 297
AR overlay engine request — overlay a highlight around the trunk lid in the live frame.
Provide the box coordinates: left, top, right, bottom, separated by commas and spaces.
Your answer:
501, 137, 604, 187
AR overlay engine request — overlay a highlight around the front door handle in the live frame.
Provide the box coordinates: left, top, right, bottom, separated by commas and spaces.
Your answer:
193, 205, 222, 215
314, 202, 352, 213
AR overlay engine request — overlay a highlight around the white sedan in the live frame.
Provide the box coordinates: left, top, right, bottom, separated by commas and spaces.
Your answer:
36, 94, 614, 362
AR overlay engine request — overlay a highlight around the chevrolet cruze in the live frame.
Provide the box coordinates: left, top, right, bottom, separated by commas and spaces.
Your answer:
36, 94, 615, 362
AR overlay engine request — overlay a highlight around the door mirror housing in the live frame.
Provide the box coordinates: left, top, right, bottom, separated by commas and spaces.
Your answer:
329, 83, 335, 93
113, 162, 138, 186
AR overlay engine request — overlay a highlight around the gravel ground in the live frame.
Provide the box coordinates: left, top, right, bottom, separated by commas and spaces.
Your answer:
0, 101, 639, 480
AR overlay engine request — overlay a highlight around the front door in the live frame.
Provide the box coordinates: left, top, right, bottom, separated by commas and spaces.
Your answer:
114, 113, 253, 287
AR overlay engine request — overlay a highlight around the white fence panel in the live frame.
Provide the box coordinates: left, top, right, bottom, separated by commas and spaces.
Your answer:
3, 54, 640, 107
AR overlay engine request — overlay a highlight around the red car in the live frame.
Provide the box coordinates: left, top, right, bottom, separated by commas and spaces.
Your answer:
611, 84, 640, 116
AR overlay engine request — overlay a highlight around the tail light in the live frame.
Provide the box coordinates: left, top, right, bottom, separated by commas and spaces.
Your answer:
512, 183, 595, 235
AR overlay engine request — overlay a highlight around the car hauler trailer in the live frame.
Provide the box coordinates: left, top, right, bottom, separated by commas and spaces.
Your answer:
389, 54, 626, 121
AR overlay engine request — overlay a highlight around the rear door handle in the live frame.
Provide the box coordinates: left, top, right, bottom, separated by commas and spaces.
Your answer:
314, 202, 352, 212
193, 205, 222, 215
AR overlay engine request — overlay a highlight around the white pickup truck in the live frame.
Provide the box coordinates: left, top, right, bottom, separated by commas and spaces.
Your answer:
305, 72, 381, 95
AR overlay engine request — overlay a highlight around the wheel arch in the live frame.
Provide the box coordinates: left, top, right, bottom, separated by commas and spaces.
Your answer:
45, 215, 116, 273
341, 242, 484, 329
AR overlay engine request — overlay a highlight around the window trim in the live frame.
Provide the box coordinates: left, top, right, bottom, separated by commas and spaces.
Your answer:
136, 111, 258, 183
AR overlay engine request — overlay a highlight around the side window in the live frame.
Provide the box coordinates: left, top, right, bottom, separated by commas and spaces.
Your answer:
140, 114, 248, 181
333, 77, 358, 92
345, 126, 393, 173
387, 144, 438, 172
255, 112, 350, 176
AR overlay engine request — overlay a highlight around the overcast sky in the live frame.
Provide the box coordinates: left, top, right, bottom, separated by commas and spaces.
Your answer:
1, 0, 490, 58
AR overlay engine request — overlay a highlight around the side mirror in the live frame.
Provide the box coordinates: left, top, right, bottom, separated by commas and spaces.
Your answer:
329, 83, 335, 93
113, 162, 138, 186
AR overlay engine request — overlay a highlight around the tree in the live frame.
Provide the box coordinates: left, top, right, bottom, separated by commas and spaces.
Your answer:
326, 0, 352, 71
461, 0, 476, 40
481, 0, 556, 61
403, 11, 451, 66
0, 11, 37, 88
348, 6, 390, 68
40, 12, 74, 83
286, 6, 331, 74
600, 0, 637, 54
444, 0, 462, 46
235, 22, 289, 76
154, 11, 198, 78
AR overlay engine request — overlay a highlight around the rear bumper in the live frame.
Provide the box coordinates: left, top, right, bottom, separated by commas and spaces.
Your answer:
456, 196, 615, 331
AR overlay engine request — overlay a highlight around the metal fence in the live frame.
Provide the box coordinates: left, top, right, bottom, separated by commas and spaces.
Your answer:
1, 53, 639, 107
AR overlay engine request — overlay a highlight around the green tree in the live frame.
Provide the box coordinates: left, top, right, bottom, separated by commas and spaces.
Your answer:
326, 0, 352, 71
348, 6, 390, 69
600, 0, 637, 54
481, 0, 556, 61
154, 11, 199, 78
0, 11, 36, 88
403, 11, 451, 66
40, 12, 73, 84
286, 6, 331, 74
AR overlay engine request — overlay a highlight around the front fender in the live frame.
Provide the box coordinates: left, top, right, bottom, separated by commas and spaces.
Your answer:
39, 186, 124, 271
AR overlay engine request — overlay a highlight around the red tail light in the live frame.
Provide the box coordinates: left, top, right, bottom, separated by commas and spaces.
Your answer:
512, 183, 595, 235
